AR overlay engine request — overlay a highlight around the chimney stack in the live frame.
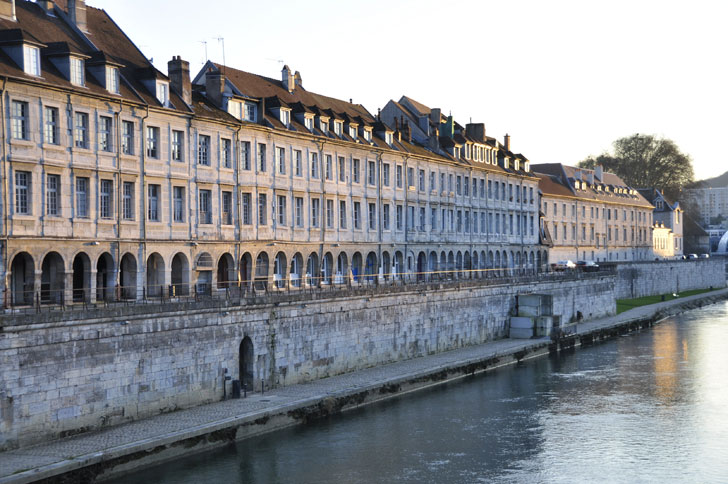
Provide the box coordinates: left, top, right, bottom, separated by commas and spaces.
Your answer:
281, 65, 294, 93
68, 0, 88, 33
168, 56, 191, 106
294, 71, 302, 88
504, 134, 511, 152
0, 0, 16, 21
430, 108, 441, 125
465, 123, 486, 142
205, 68, 225, 109
594, 165, 603, 182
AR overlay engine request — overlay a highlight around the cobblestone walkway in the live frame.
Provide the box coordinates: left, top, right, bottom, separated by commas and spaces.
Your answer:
2, 288, 726, 484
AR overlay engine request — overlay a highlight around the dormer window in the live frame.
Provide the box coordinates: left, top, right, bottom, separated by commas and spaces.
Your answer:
70, 57, 84, 86
280, 109, 290, 126
349, 126, 357, 138
334, 121, 342, 136
304, 117, 313, 131
319, 118, 329, 133
363, 129, 372, 142
23, 45, 40, 76
244, 103, 256, 122
156, 81, 169, 106
524, 161, 529, 172
385, 132, 393, 145
105, 66, 119, 94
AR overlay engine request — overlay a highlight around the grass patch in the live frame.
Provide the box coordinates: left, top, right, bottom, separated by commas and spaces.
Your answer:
616, 288, 715, 314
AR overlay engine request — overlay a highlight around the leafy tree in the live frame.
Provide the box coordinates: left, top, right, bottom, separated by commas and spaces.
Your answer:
578, 134, 694, 200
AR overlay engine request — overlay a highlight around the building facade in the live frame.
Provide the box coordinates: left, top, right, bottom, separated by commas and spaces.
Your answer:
684, 186, 728, 227
637, 188, 683, 258
0, 0, 544, 308
533, 164, 654, 263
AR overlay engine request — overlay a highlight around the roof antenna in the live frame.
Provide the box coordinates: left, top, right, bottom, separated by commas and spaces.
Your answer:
199, 40, 208, 63
216, 37, 226, 75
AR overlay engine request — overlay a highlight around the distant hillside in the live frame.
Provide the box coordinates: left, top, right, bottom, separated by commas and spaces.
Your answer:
689, 171, 728, 189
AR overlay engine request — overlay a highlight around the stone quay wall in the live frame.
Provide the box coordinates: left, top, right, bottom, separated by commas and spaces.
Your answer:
0, 275, 615, 450
614, 259, 725, 300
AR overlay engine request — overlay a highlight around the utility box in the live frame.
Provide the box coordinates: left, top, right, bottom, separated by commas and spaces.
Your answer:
511, 294, 559, 339
509, 316, 535, 339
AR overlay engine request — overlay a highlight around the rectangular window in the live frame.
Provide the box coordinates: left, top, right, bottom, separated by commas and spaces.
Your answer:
199, 189, 212, 224
242, 193, 252, 225
99, 116, 113, 152
419, 169, 425, 191
368, 161, 376, 185
222, 191, 232, 225
310, 153, 319, 178
173, 186, 185, 222
480, 179, 485, 198
396, 204, 403, 230
277, 195, 287, 226
106, 66, 119, 94
396, 165, 403, 188
430, 172, 436, 191
464, 176, 469, 196
353, 201, 361, 229
431, 207, 436, 230
100, 179, 113, 219
456, 210, 462, 232
156, 82, 168, 106
147, 184, 160, 221
23, 45, 40, 76
123, 182, 134, 220
325, 154, 333, 180
488, 180, 493, 198
74, 112, 89, 148
172, 130, 184, 161
456, 176, 462, 195
326, 199, 334, 228
241, 141, 251, 170
222, 139, 232, 168
383, 163, 390, 186
146, 126, 159, 158
44, 106, 59, 144
122, 121, 134, 155
419, 207, 425, 231
244, 103, 256, 122
408, 167, 415, 188
258, 193, 267, 225
70, 57, 84, 86
353, 159, 360, 183
440, 173, 446, 192
338, 157, 346, 182
408, 206, 415, 230
198, 135, 210, 165
295, 197, 304, 227
311, 197, 320, 227
46, 174, 59, 216
369, 203, 376, 230
277, 146, 286, 174
473, 178, 478, 198
339, 200, 347, 228
76, 177, 89, 218
14, 171, 30, 215
449, 175, 454, 193
383, 204, 390, 230
294, 150, 302, 176
258, 143, 266, 172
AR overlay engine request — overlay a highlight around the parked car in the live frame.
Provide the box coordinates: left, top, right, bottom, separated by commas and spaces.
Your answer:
575, 260, 600, 272
553, 260, 576, 271
687, 253, 699, 259
700, 253, 710, 259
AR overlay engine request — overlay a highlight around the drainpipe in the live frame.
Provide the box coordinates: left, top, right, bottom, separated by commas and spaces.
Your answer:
234, 124, 242, 286
402, 155, 410, 279
139, 105, 150, 297
314, 139, 326, 285
0, 76, 8, 307
115, 100, 123, 289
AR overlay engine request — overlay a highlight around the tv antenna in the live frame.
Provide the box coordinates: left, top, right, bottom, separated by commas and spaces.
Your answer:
199, 40, 208, 63
216, 37, 226, 73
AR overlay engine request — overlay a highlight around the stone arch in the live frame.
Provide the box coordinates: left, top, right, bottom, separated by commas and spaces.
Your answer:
365, 251, 377, 282
381, 251, 391, 281
439, 251, 447, 279
417, 251, 427, 281
196, 252, 213, 294
96, 252, 115, 302
336, 252, 348, 284
240, 252, 253, 288
290, 252, 303, 288
217, 253, 235, 289
146, 252, 164, 297
306, 252, 319, 286
10, 251, 34, 305
495, 251, 501, 277
322, 252, 334, 285
171, 252, 190, 296
464, 251, 472, 279
255, 252, 269, 290
428, 251, 437, 276
472, 251, 479, 278
515, 251, 521, 275
447, 251, 455, 278
394, 251, 404, 280
351, 252, 362, 282
456, 251, 464, 279
72, 252, 91, 303
120, 253, 137, 299
273, 251, 287, 288
239, 336, 254, 391
41, 251, 65, 304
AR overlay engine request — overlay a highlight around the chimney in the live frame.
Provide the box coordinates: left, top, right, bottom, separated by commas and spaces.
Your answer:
594, 164, 603, 182
402, 120, 411, 143
0, 0, 16, 21
429, 126, 440, 151
68, 0, 88, 33
168, 56, 191, 106
465, 123, 485, 142
504, 134, 511, 152
205, 68, 225, 109
294, 70, 302, 88
430, 108, 441, 125
281, 65, 294, 93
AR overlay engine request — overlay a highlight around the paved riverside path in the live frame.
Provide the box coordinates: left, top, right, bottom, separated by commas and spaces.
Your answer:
2, 288, 727, 484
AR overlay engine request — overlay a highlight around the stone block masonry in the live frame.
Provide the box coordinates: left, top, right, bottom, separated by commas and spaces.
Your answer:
614, 259, 725, 299
0, 276, 615, 450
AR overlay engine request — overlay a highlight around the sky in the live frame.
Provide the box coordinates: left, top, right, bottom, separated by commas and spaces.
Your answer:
88, 0, 728, 181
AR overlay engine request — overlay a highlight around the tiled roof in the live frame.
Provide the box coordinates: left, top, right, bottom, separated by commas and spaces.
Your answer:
538, 173, 576, 198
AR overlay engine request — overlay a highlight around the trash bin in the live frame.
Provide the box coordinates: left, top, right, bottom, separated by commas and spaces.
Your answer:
232, 379, 241, 399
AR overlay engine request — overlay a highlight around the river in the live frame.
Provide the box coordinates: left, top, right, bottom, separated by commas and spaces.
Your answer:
110, 302, 728, 483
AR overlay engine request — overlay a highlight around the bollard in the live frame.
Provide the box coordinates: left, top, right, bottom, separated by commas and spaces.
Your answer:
231, 379, 241, 399
243, 383, 247, 398
261, 379, 265, 395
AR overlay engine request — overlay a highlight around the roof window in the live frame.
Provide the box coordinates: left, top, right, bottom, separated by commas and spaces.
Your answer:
70, 57, 84, 86
23, 45, 40, 76
156, 81, 169, 106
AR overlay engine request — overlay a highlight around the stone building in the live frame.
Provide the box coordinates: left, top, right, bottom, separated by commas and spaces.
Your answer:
637, 188, 683, 258
0, 0, 544, 307
533, 164, 654, 263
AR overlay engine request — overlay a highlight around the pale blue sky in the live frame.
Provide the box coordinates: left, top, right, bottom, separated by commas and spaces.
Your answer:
90, 0, 727, 181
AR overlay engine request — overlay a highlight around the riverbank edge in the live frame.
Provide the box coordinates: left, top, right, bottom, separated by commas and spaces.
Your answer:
5, 288, 728, 484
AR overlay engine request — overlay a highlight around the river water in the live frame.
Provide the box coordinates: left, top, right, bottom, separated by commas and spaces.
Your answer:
111, 303, 728, 484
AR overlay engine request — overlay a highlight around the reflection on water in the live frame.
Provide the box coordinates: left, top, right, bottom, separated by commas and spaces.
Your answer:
111, 303, 728, 484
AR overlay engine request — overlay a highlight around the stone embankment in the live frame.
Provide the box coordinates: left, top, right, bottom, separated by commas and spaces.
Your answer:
1, 287, 726, 484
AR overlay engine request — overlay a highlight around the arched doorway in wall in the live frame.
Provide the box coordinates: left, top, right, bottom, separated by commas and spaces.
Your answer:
515, 251, 521, 275
381, 251, 391, 282
10, 252, 34, 305
217, 253, 234, 289
439, 252, 447, 280
447, 251, 455, 279
254, 252, 269, 291
96, 252, 114, 302
464, 251, 471, 279
41, 252, 65, 304
495, 251, 501, 277
120, 253, 137, 299
480, 250, 487, 278
196, 252, 213, 294
365, 252, 377, 283
336, 252, 348, 284
322, 252, 333, 285
428, 251, 437, 278
472, 251, 479, 279
290, 253, 303, 288
273, 252, 287, 288
146, 253, 164, 297
171, 253, 190, 296
306, 252, 319, 286
394, 251, 404, 280
351, 252, 362, 283
239, 336, 254, 391
240, 252, 253, 289
456, 251, 463, 279
417, 251, 427, 281
72, 253, 91, 303
537, 251, 543, 273
487, 250, 494, 278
